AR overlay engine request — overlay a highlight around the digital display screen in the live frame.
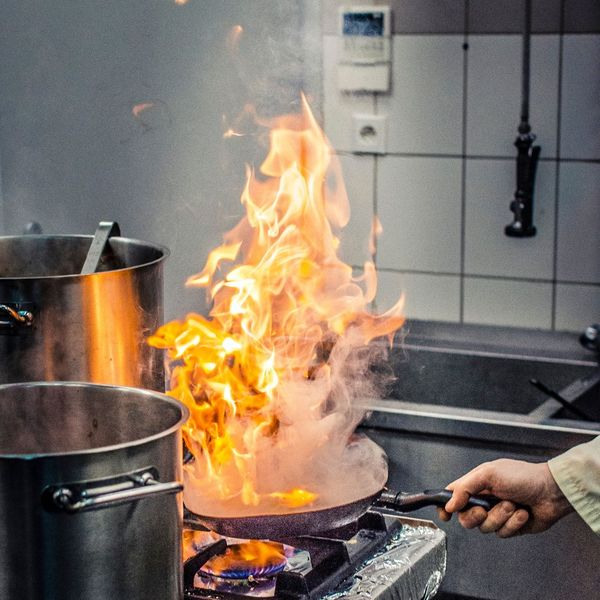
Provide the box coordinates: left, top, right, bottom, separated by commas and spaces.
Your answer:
343, 12, 385, 36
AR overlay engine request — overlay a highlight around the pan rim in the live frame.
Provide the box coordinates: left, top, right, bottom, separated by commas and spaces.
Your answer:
185, 487, 384, 522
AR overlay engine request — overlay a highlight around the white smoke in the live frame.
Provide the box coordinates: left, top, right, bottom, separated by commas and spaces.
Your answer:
183, 330, 392, 518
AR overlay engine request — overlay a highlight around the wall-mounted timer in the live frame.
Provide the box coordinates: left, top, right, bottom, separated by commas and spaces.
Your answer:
337, 6, 391, 92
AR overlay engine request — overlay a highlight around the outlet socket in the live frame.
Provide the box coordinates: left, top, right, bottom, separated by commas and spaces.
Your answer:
352, 114, 387, 154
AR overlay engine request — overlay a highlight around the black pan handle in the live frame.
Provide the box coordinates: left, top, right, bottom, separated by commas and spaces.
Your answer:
376, 488, 501, 513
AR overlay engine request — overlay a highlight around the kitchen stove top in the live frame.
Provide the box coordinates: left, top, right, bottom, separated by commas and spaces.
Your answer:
183, 511, 446, 600
183, 511, 399, 599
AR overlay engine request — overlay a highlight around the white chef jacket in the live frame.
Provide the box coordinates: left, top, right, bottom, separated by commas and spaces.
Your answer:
548, 436, 600, 535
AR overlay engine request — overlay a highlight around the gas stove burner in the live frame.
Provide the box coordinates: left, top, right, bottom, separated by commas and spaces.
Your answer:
199, 541, 287, 580
195, 572, 278, 598
183, 511, 405, 600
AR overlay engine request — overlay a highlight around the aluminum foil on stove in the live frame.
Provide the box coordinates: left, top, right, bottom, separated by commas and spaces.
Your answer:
322, 520, 447, 600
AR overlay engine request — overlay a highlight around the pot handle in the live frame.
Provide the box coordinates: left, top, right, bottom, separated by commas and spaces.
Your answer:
0, 304, 34, 333
46, 471, 183, 514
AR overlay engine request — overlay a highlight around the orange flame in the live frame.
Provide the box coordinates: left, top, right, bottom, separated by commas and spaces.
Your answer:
150, 95, 404, 516
268, 488, 318, 508
223, 128, 245, 139
183, 529, 221, 561
222, 105, 260, 141
132, 102, 155, 118
226, 25, 244, 54
202, 541, 286, 576
369, 216, 383, 257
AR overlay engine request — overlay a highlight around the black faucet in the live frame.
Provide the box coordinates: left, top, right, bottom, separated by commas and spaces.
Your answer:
505, 128, 541, 237
580, 324, 600, 356
505, 0, 540, 238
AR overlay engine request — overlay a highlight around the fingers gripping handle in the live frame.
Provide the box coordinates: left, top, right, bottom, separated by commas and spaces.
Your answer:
377, 488, 501, 513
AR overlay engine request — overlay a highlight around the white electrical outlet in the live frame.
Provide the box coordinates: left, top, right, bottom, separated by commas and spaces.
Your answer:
352, 114, 387, 154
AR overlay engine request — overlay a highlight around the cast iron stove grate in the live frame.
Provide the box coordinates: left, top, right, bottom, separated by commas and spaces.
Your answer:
183, 511, 402, 600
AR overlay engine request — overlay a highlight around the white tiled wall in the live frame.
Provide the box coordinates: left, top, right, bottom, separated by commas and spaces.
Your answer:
466, 35, 560, 157
560, 35, 600, 160
376, 271, 461, 322
463, 277, 553, 329
335, 153, 376, 267
376, 156, 462, 273
323, 32, 600, 332
378, 36, 464, 155
556, 162, 600, 283
555, 283, 600, 331
464, 159, 556, 279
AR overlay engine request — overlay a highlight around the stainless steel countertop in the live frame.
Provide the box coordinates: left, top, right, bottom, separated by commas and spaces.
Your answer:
396, 319, 597, 364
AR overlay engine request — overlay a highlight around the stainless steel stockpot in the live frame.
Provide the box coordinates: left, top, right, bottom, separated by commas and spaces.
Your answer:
0, 234, 168, 389
0, 382, 188, 600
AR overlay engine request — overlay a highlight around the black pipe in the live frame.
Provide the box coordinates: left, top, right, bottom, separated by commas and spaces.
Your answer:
505, 0, 540, 238
519, 0, 532, 133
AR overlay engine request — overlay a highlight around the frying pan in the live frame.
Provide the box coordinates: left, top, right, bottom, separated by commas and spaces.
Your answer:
189, 487, 500, 539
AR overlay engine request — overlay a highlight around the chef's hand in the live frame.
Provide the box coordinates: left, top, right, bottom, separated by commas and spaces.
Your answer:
437, 459, 573, 538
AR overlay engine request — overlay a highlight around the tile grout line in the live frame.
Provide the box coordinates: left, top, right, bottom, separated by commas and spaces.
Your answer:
368, 266, 600, 288
459, 0, 470, 324
551, 0, 566, 330
332, 151, 600, 164
324, 31, 600, 37
372, 93, 379, 312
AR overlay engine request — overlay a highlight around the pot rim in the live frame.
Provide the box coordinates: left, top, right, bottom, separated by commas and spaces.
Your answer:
0, 234, 170, 281
0, 381, 189, 460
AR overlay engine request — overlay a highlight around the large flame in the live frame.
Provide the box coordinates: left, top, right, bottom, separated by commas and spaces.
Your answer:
150, 95, 404, 518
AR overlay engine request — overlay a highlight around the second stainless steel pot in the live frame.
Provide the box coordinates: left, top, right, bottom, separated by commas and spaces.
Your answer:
0, 382, 188, 600
0, 234, 168, 389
